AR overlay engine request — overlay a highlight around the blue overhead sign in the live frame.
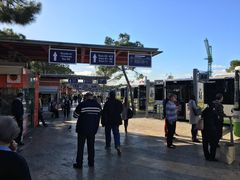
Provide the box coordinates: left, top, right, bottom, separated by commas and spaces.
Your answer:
90, 51, 115, 66
128, 54, 152, 67
68, 78, 78, 84
49, 48, 77, 64
83, 79, 93, 84
98, 79, 107, 84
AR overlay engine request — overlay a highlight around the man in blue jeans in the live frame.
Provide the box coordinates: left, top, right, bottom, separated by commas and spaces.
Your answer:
102, 91, 123, 156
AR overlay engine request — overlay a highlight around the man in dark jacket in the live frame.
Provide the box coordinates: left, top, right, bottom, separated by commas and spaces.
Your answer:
102, 91, 123, 155
73, 92, 101, 169
201, 103, 219, 161
11, 92, 24, 145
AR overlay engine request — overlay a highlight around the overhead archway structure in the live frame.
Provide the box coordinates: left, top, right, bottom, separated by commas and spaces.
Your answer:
0, 38, 161, 129
40, 74, 109, 93
0, 38, 162, 66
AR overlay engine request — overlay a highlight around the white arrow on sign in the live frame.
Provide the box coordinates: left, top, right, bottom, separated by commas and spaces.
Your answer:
53, 52, 57, 61
93, 54, 97, 63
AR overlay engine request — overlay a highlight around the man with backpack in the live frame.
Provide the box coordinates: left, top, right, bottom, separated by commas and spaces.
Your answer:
73, 92, 102, 169
63, 97, 71, 120
212, 93, 226, 146
201, 103, 219, 161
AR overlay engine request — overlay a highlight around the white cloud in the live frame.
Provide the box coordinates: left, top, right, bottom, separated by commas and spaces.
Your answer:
138, 69, 152, 75
75, 71, 95, 76
211, 64, 230, 76
212, 69, 231, 76
70, 64, 96, 74
85, 66, 95, 70
175, 73, 192, 79
153, 72, 192, 80
212, 64, 226, 70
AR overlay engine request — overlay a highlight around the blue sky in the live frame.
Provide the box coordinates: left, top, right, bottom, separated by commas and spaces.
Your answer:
1, 0, 240, 81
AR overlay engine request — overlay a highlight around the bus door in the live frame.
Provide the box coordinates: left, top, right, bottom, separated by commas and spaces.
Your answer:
138, 85, 146, 110
154, 80, 164, 116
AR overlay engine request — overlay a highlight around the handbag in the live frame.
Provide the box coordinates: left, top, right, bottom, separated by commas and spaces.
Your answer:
127, 108, 133, 119
218, 143, 235, 164
196, 118, 204, 130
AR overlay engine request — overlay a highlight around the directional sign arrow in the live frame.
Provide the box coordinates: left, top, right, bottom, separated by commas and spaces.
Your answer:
53, 52, 57, 61
93, 54, 97, 63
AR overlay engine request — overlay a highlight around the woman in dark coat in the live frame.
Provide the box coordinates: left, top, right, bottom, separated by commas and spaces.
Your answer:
122, 97, 129, 133
188, 95, 201, 142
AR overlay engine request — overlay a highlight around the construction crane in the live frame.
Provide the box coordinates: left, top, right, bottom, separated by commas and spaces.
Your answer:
204, 38, 213, 77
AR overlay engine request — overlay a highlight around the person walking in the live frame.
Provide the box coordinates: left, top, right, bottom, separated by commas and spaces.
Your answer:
165, 94, 177, 149
201, 103, 219, 161
38, 95, 48, 127
101, 91, 123, 155
0, 116, 32, 180
11, 92, 24, 146
163, 97, 169, 137
122, 97, 129, 133
50, 99, 59, 119
63, 97, 71, 120
212, 93, 226, 146
188, 95, 201, 142
73, 92, 102, 169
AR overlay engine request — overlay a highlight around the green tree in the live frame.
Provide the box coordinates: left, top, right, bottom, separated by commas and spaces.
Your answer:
0, 28, 26, 62
96, 66, 119, 78
0, 0, 41, 25
226, 60, 240, 72
96, 33, 144, 113
30, 61, 74, 75
0, 28, 25, 39
0, 1, 73, 75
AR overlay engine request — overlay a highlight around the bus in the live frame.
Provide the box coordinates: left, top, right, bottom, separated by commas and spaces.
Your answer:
154, 76, 234, 120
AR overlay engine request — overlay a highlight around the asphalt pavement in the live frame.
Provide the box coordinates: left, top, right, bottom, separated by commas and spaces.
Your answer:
19, 108, 240, 180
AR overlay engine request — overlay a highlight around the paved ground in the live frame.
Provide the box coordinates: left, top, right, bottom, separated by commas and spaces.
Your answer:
19, 108, 240, 180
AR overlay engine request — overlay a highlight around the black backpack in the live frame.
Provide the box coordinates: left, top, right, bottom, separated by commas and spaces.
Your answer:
202, 105, 218, 131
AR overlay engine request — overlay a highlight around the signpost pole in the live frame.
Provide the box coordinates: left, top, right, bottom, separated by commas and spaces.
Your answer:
193, 68, 199, 104
145, 77, 150, 117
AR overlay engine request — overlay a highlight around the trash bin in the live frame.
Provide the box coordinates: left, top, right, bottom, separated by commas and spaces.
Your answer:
218, 143, 235, 164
